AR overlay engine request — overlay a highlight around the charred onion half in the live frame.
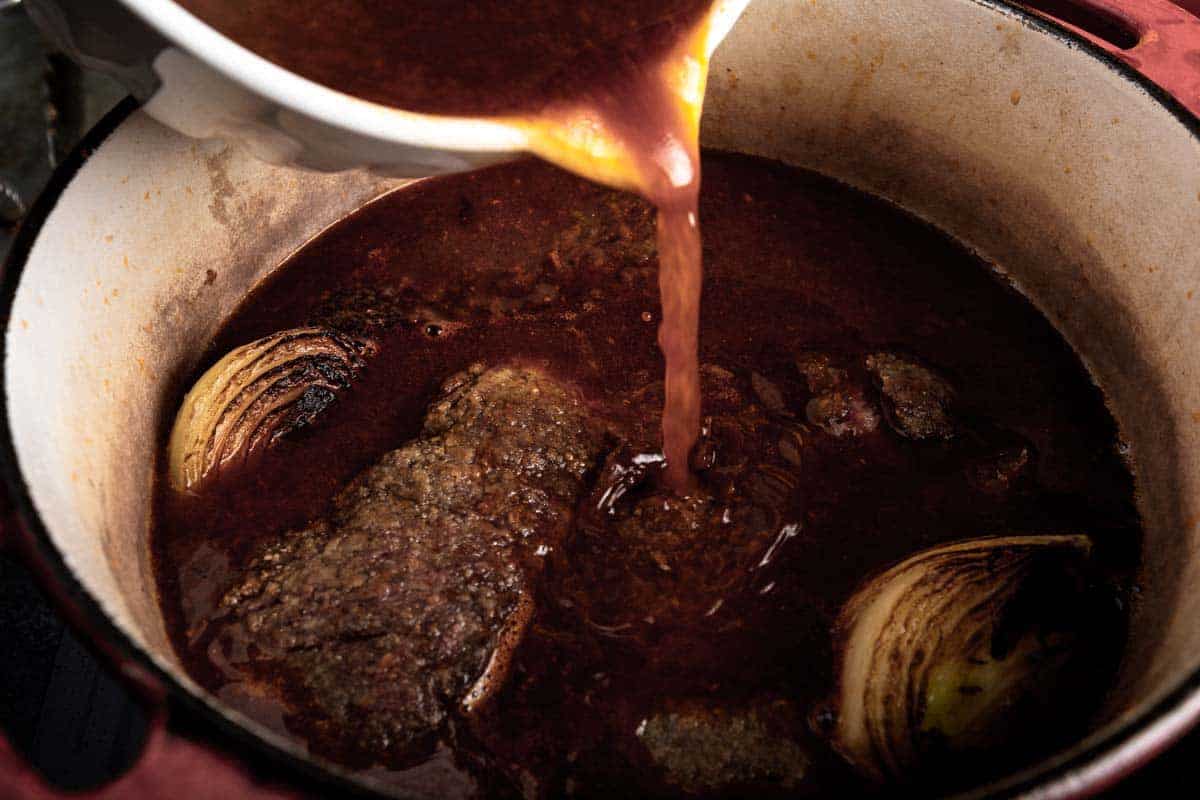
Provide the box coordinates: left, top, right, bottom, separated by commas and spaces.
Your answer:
832, 534, 1093, 781
168, 327, 373, 492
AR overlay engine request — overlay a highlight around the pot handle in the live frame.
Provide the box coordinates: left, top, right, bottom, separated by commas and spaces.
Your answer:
0, 497, 300, 798
1023, 0, 1200, 118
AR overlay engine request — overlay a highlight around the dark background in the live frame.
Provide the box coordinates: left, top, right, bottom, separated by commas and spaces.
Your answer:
2, 0, 1199, 795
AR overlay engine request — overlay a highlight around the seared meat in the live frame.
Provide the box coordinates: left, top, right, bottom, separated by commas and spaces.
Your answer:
794, 352, 846, 396
638, 699, 812, 795
205, 365, 607, 765
804, 392, 880, 439
865, 352, 956, 440
795, 351, 880, 438
795, 351, 955, 441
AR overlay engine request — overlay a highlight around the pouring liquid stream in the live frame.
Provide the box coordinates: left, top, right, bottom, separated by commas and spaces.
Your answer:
515, 14, 714, 490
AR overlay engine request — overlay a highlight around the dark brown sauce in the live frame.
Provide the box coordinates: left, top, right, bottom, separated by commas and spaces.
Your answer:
153, 154, 1139, 798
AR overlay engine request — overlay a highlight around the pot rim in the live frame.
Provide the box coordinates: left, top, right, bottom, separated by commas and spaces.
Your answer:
3, 2, 1200, 797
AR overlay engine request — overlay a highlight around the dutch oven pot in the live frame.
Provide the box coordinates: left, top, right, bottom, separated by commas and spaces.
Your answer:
5, 0, 1200, 797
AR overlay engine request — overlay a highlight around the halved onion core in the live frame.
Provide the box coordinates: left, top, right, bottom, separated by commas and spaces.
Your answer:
832, 534, 1093, 781
167, 327, 372, 492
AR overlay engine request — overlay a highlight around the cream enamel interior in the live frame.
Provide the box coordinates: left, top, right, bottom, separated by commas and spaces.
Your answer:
6, 0, 1200, 795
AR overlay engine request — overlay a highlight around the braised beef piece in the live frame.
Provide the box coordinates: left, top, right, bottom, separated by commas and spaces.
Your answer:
202, 365, 608, 766
865, 352, 956, 440
795, 351, 880, 439
795, 350, 958, 442
637, 698, 812, 795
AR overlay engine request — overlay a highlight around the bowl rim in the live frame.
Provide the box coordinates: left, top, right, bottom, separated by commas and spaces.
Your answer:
4, 1, 1200, 796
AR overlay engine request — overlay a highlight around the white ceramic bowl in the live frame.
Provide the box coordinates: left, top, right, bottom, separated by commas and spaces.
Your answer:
26, 0, 750, 173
